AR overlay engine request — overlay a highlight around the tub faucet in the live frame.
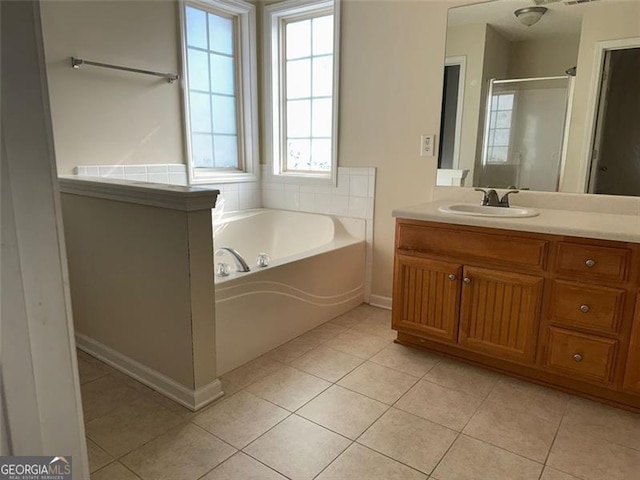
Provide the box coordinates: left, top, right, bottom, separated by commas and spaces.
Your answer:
216, 247, 251, 272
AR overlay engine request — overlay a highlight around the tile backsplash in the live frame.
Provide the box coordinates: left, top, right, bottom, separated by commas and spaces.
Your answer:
75, 164, 189, 186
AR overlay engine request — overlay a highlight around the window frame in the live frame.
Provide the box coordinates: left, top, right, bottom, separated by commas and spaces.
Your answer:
483, 89, 518, 166
263, 0, 340, 185
179, 0, 259, 185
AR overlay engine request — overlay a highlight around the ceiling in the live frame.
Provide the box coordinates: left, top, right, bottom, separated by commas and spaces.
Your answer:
447, 0, 600, 41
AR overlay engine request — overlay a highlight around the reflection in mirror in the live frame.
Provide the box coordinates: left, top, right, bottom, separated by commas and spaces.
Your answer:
479, 76, 570, 191
438, 0, 640, 196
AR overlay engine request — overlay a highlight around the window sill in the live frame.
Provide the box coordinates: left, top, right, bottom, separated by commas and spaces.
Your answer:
189, 170, 258, 185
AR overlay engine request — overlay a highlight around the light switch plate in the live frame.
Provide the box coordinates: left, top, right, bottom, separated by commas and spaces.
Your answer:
420, 134, 436, 157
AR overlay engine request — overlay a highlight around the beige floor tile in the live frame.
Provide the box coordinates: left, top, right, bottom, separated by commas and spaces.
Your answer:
317, 443, 426, 480
462, 399, 557, 462
424, 359, 500, 398
220, 356, 284, 390
91, 462, 141, 480
86, 395, 184, 457
486, 377, 570, 425
193, 391, 289, 448
351, 313, 397, 340
562, 397, 640, 450
121, 423, 236, 480
244, 415, 350, 480
290, 345, 364, 382
358, 408, 457, 474
245, 366, 330, 411
547, 423, 640, 480
87, 438, 114, 473
338, 362, 417, 404
540, 467, 581, 480
324, 330, 390, 359
201, 452, 287, 480
330, 305, 378, 328
81, 375, 144, 422
306, 322, 349, 343
265, 334, 324, 363
395, 380, 483, 431
78, 356, 111, 384
370, 343, 440, 378
432, 435, 543, 480
143, 389, 198, 419
297, 385, 388, 439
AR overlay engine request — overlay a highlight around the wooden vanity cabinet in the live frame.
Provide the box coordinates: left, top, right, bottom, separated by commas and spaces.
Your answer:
393, 219, 640, 411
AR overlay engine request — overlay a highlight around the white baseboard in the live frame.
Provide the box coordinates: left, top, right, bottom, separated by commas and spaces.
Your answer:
76, 334, 224, 411
368, 294, 392, 310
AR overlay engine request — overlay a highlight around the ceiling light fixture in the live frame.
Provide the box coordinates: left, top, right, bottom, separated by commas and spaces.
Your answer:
514, 6, 548, 27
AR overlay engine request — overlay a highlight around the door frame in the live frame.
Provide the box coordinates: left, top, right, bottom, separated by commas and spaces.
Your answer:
443, 56, 466, 170
580, 37, 640, 193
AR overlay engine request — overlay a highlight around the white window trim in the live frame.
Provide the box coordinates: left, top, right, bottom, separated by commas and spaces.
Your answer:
263, 0, 340, 186
179, 0, 259, 185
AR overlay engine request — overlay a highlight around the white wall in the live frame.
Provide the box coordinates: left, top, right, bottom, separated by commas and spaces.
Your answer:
508, 35, 580, 79
40, 0, 185, 174
339, 0, 455, 300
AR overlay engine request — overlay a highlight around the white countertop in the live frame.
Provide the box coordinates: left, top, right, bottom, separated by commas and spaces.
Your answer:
393, 201, 640, 243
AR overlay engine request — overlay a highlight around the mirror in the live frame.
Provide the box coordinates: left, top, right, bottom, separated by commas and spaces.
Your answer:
439, 0, 640, 196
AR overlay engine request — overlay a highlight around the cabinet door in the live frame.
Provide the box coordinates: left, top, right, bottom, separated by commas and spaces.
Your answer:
459, 266, 543, 363
623, 293, 640, 395
392, 254, 462, 343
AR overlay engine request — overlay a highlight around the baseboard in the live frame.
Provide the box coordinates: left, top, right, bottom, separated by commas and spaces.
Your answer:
368, 294, 392, 310
76, 334, 224, 411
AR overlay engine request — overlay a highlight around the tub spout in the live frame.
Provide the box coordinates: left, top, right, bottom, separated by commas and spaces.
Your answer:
215, 247, 251, 272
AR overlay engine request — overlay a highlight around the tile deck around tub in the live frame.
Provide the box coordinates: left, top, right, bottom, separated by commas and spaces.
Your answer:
82, 304, 640, 480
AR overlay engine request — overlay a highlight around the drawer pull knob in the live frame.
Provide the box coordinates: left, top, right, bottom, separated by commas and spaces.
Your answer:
580, 304, 590, 313
448, 274, 457, 281
463, 277, 471, 284
573, 353, 583, 362
585, 259, 596, 268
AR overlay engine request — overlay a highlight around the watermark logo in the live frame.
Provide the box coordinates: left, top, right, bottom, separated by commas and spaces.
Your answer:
0, 456, 72, 480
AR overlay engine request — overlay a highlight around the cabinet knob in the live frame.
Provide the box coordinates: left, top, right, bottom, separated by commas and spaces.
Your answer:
580, 304, 590, 313
585, 259, 596, 268
463, 277, 471, 284
573, 353, 583, 362
448, 274, 457, 281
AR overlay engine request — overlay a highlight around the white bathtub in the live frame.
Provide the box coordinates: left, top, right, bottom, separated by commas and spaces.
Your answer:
213, 209, 366, 375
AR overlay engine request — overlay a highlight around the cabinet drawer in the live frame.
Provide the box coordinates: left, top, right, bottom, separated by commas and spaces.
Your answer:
549, 280, 626, 335
396, 222, 548, 270
555, 243, 630, 282
544, 327, 617, 385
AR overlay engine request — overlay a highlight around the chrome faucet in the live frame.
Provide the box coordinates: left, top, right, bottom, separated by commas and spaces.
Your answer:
475, 188, 519, 208
215, 247, 251, 272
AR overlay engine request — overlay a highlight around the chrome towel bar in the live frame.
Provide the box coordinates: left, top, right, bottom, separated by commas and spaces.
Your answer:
71, 57, 179, 84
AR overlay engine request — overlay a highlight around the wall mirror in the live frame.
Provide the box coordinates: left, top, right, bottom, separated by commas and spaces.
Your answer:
438, 0, 640, 196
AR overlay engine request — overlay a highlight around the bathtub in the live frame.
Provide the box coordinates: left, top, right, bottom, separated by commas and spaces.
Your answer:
213, 209, 366, 375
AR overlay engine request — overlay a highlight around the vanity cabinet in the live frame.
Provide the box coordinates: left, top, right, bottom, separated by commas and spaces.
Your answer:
393, 219, 640, 410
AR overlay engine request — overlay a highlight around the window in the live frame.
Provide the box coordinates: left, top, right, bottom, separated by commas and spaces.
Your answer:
484, 92, 515, 164
264, 0, 340, 182
181, 0, 258, 184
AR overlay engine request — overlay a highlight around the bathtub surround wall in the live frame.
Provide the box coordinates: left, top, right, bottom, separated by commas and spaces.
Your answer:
60, 177, 222, 410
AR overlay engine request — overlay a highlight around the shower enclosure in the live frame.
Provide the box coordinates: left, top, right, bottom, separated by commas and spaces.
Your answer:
478, 76, 571, 192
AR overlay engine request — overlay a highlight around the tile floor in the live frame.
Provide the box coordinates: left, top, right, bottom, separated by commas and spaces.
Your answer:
80, 304, 640, 480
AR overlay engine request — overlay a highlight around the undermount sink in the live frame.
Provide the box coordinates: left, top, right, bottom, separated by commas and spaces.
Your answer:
438, 203, 539, 218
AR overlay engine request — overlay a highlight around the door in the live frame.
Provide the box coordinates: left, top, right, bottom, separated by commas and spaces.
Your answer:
589, 47, 640, 196
392, 254, 462, 343
458, 266, 543, 363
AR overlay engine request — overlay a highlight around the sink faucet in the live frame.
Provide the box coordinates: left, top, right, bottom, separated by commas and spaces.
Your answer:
475, 189, 519, 208
215, 247, 251, 272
